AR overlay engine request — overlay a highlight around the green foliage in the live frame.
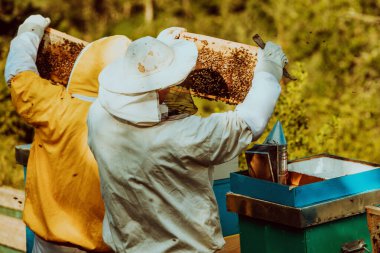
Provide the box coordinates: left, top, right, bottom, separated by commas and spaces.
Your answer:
268, 63, 312, 160
0, 38, 31, 188
0, 134, 24, 188
1, 0, 380, 188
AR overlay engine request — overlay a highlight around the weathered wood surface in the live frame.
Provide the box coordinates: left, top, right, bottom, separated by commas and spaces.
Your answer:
0, 187, 26, 252
36, 28, 88, 86
219, 234, 240, 253
179, 32, 257, 104
366, 205, 380, 253
36, 28, 259, 104
0, 187, 24, 211
0, 214, 26, 252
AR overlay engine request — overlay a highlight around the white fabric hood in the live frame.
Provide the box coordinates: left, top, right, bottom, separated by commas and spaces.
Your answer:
98, 85, 168, 126
97, 35, 198, 126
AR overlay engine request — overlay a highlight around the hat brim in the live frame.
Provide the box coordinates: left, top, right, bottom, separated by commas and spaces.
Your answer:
99, 39, 198, 94
67, 35, 131, 97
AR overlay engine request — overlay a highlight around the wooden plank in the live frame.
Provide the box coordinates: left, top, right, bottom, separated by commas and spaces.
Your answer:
228, 190, 380, 229
0, 187, 24, 211
36, 28, 259, 104
219, 234, 240, 253
179, 32, 257, 104
0, 214, 26, 252
36, 28, 88, 86
366, 205, 380, 253
366, 205, 380, 216
0, 245, 24, 253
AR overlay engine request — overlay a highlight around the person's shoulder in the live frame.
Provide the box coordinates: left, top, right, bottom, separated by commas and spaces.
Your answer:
10, 70, 66, 98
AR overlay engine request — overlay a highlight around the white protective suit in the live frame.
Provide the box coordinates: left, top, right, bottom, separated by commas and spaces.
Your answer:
88, 74, 281, 253
88, 30, 286, 252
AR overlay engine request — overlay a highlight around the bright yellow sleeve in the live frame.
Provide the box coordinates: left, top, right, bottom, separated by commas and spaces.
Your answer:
10, 71, 68, 127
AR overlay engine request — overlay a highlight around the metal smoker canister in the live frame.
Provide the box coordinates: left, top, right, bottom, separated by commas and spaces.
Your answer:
277, 144, 288, 184
245, 121, 288, 184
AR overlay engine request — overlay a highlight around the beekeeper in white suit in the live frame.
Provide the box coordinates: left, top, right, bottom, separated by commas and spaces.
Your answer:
87, 27, 288, 252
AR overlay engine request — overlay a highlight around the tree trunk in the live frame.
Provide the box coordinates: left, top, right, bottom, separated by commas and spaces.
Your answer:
144, 0, 154, 23
123, 1, 132, 18
182, 0, 192, 18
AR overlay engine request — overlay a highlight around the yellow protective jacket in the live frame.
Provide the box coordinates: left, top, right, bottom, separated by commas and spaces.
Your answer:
10, 35, 130, 251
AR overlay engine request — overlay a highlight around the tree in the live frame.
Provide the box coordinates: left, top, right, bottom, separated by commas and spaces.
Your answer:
1, 0, 380, 188
144, 0, 154, 23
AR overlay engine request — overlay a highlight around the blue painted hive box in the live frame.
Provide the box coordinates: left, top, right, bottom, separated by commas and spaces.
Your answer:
228, 154, 380, 253
231, 154, 380, 207
212, 157, 239, 236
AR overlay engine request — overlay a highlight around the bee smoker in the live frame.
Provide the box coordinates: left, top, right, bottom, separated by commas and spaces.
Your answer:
245, 121, 288, 184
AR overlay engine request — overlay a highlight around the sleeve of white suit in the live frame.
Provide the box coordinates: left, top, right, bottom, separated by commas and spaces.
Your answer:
4, 15, 50, 86
235, 71, 281, 140
4, 32, 41, 86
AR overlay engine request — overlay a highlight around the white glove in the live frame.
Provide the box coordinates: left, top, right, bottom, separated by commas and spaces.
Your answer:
255, 42, 288, 81
157, 27, 187, 45
4, 15, 50, 85
17, 14, 51, 39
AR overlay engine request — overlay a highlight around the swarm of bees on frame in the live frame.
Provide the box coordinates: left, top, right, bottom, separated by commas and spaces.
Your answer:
36, 38, 85, 86
182, 43, 257, 105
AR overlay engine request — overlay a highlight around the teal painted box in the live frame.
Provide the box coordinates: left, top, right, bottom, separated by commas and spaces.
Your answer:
238, 212, 372, 253
227, 189, 380, 253
213, 178, 239, 236
212, 157, 240, 236
228, 154, 380, 253
231, 154, 380, 207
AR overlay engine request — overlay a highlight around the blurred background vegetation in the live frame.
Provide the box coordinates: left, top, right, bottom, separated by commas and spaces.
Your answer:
0, 0, 379, 188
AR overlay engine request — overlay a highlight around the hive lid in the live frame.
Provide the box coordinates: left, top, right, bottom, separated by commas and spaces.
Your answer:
263, 121, 287, 145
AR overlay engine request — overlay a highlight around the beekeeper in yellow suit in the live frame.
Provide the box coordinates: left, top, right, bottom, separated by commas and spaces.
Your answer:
5, 15, 131, 252
87, 28, 288, 252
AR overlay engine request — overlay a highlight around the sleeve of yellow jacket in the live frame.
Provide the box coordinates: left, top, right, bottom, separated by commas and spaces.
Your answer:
10, 71, 68, 127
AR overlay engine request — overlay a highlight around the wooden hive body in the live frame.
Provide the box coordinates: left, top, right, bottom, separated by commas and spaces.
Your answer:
36, 28, 259, 104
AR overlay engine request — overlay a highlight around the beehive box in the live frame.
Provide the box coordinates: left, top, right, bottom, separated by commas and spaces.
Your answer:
366, 205, 380, 252
227, 154, 380, 253
230, 154, 380, 207
178, 32, 257, 104
213, 157, 240, 236
227, 189, 379, 253
36, 28, 259, 104
36, 28, 88, 86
